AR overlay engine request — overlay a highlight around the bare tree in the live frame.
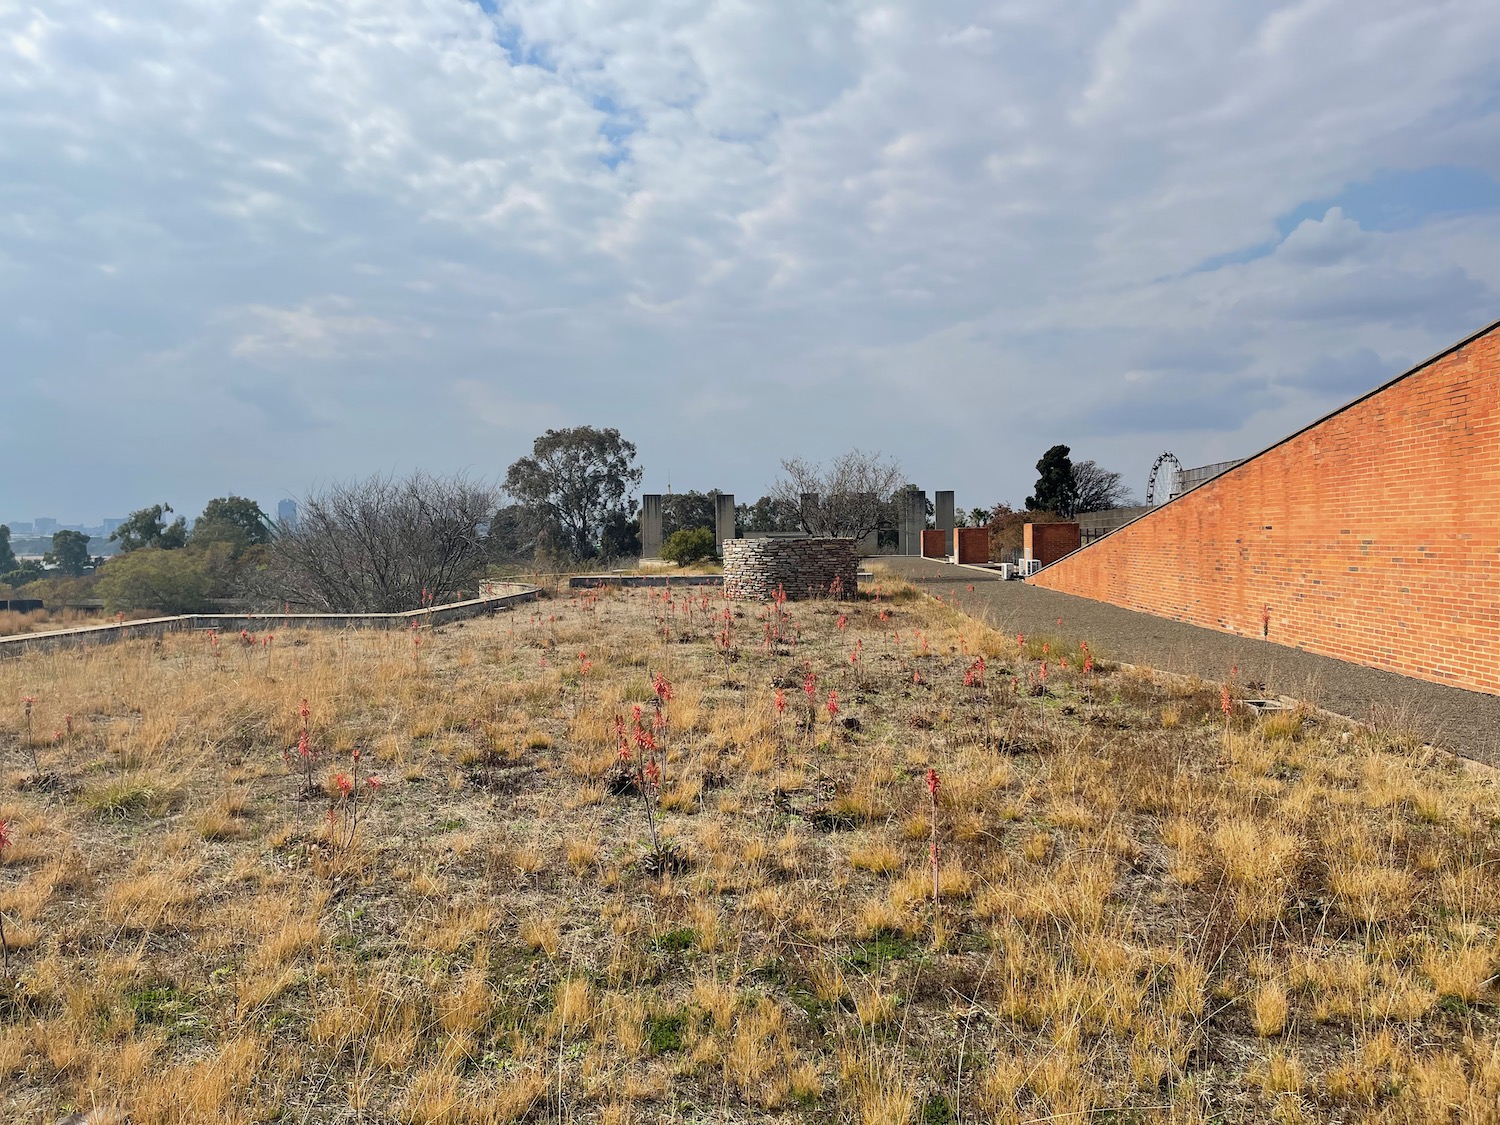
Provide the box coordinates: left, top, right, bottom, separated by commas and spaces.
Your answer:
1072, 460, 1136, 513
769, 450, 905, 540
265, 471, 500, 612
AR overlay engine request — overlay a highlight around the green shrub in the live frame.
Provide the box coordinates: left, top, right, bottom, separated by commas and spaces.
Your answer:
659, 527, 716, 566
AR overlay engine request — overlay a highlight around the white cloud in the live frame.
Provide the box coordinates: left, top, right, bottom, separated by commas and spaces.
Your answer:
228, 297, 411, 362
1, 0, 1499, 519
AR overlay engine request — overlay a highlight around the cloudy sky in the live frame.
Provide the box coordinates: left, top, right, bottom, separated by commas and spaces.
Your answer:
3, 0, 1499, 525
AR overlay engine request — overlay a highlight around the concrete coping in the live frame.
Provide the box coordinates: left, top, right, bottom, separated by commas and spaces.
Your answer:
0, 584, 540, 659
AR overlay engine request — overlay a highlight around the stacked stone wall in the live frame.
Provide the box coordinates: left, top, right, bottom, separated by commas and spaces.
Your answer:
722, 538, 858, 601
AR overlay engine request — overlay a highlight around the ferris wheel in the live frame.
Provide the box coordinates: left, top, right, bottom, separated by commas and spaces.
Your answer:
1146, 452, 1182, 506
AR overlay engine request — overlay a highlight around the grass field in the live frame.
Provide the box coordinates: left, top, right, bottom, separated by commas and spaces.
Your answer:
0, 573, 1496, 1124
0, 609, 149, 639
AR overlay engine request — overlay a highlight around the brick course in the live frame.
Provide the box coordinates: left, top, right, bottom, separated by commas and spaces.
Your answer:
722, 538, 858, 601
1024, 522, 1082, 567
1030, 321, 1500, 695
955, 528, 989, 564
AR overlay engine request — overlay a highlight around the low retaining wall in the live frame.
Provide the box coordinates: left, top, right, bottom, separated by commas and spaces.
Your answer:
723, 538, 858, 601
568, 574, 724, 590
0, 584, 539, 661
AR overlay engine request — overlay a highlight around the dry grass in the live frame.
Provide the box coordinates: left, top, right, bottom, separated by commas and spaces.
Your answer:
1, 607, 128, 637
0, 574, 1496, 1123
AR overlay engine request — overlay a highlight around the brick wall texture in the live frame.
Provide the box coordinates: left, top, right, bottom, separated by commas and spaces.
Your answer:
955, 528, 989, 564
722, 538, 859, 601
1031, 321, 1500, 695
1024, 522, 1082, 567
921, 530, 948, 558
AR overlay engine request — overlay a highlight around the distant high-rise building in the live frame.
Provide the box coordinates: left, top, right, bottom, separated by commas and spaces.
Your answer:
34, 517, 58, 534
8, 521, 34, 534
102, 518, 123, 535
278, 499, 298, 529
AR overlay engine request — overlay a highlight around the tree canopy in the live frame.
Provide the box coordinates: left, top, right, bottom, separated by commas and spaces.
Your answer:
768, 449, 904, 540
504, 426, 642, 561
96, 546, 220, 614
1072, 460, 1135, 513
0, 525, 15, 575
111, 504, 188, 552
1025, 445, 1079, 518
193, 496, 272, 551
264, 471, 499, 612
44, 530, 91, 576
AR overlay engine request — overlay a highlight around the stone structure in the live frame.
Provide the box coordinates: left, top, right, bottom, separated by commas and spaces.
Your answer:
715, 493, 736, 552
1030, 317, 1500, 695
935, 490, 955, 556
640, 494, 663, 558
723, 538, 858, 601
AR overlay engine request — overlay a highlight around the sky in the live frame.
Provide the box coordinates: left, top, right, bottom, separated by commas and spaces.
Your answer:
3, 0, 1500, 525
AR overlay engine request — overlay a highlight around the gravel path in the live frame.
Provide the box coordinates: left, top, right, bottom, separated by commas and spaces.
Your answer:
875, 557, 1500, 768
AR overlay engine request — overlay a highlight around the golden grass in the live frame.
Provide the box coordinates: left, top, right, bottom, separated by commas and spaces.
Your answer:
0, 578, 1496, 1123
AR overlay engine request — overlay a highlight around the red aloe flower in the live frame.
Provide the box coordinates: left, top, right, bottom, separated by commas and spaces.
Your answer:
837, 615, 848, 631
826, 690, 839, 719
366, 776, 383, 790
1221, 684, 1232, 715
335, 772, 353, 798
803, 671, 817, 700
925, 767, 940, 798
774, 689, 785, 716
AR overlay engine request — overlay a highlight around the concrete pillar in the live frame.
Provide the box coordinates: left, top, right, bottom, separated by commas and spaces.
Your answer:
901, 488, 926, 555
641, 494, 662, 558
935, 490, 955, 557
799, 493, 819, 534
715, 493, 735, 552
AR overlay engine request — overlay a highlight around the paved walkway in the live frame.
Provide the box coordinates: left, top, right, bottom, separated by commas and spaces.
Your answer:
875, 557, 1500, 767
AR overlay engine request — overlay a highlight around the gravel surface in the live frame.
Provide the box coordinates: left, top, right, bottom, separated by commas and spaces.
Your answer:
875, 556, 1500, 768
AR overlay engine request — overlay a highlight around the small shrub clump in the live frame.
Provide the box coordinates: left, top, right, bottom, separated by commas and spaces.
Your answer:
660, 526, 716, 565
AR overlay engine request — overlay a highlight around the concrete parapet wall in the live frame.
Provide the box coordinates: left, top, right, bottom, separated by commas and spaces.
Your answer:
0, 584, 539, 661
568, 574, 723, 589
723, 538, 858, 601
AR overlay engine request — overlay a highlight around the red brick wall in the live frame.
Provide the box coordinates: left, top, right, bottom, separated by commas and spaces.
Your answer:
1024, 522, 1081, 567
921, 530, 947, 558
955, 528, 989, 564
1031, 322, 1500, 695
